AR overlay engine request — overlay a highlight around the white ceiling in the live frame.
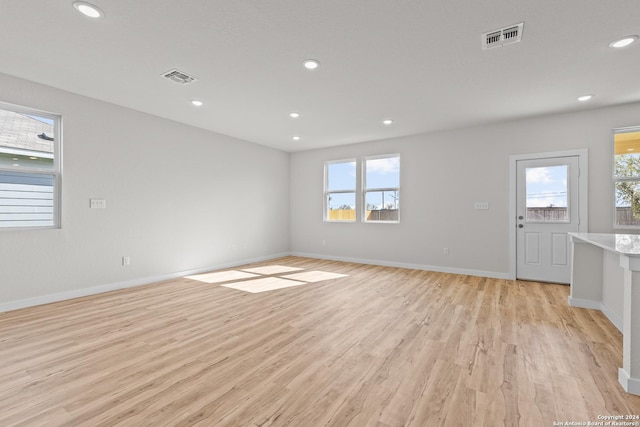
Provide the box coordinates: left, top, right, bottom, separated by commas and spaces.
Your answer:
0, 1, 639, 152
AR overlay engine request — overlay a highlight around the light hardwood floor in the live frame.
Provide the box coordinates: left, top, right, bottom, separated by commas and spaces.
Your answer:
1, 256, 639, 426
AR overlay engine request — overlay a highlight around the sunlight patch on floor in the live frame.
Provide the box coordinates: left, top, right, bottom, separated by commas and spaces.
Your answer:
222, 277, 306, 293
281, 271, 348, 283
241, 265, 304, 275
185, 270, 259, 284
185, 263, 349, 294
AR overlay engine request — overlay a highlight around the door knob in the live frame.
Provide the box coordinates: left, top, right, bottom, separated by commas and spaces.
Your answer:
518, 215, 524, 220
518, 224, 524, 228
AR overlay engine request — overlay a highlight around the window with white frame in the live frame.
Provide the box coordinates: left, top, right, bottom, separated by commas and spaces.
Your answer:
0, 103, 61, 229
363, 154, 400, 223
614, 126, 640, 228
324, 159, 356, 222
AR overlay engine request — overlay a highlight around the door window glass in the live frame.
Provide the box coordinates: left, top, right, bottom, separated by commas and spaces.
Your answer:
525, 165, 568, 222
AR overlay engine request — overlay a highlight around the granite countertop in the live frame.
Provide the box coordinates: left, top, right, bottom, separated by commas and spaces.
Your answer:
569, 232, 640, 255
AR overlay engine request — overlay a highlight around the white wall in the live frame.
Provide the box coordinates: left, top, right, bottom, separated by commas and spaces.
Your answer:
4, 70, 640, 309
290, 101, 640, 277
0, 73, 290, 309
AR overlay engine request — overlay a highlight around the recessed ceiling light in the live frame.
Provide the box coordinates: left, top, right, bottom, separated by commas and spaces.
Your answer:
303, 59, 320, 70
627, 148, 635, 152
609, 36, 638, 48
29, 157, 38, 160
191, 100, 204, 107
383, 119, 394, 125
73, 2, 104, 19
289, 112, 300, 119
577, 94, 594, 102
292, 136, 301, 141
12, 157, 18, 161
12, 163, 19, 167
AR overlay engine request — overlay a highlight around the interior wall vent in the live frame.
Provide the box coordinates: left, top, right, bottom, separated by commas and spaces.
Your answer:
482, 22, 524, 49
161, 69, 197, 85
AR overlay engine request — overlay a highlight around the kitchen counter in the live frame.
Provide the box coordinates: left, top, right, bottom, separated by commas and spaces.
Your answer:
569, 232, 640, 395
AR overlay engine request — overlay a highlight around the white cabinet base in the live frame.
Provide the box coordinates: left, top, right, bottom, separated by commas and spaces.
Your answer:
569, 233, 640, 396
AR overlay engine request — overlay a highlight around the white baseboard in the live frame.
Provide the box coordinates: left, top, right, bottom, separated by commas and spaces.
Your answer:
568, 297, 601, 310
619, 368, 640, 396
568, 297, 623, 333
0, 252, 518, 313
0, 252, 290, 313
290, 252, 511, 280
601, 303, 624, 334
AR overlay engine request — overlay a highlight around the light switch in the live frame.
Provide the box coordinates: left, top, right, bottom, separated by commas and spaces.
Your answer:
90, 198, 106, 209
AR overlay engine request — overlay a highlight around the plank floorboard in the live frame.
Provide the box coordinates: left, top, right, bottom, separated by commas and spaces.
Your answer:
1, 256, 639, 426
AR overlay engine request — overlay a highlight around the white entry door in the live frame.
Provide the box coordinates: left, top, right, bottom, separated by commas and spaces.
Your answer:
516, 156, 580, 283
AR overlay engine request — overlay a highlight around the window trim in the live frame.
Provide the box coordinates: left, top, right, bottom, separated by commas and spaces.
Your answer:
0, 101, 62, 230
324, 158, 357, 222
613, 125, 640, 229
362, 153, 400, 224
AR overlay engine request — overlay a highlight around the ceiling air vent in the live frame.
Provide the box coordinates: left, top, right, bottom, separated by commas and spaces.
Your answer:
161, 69, 197, 85
482, 22, 524, 49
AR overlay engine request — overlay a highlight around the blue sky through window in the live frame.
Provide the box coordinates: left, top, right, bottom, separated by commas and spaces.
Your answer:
326, 157, 400, 211
328, 193, 355, 210
26, 115, 54, 126
525, 166, 567, 208
365, 156, 400, 210
327, 161, 355, 191
365, 157, 400, 189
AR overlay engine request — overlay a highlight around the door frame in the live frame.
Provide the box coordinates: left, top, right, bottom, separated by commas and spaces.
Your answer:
508, 149, 589, 280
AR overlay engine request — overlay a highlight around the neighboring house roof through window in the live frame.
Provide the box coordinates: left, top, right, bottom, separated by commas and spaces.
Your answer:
0, 109, 54, 154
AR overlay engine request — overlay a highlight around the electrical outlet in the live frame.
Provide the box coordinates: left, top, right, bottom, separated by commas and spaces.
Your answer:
474, 202, 489, 210
90, 198, 106, 209
122, 256, 130, 266
443, 247, 449, 255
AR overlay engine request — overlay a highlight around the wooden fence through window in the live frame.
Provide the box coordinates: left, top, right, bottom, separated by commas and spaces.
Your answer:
327, 209, 398, 221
